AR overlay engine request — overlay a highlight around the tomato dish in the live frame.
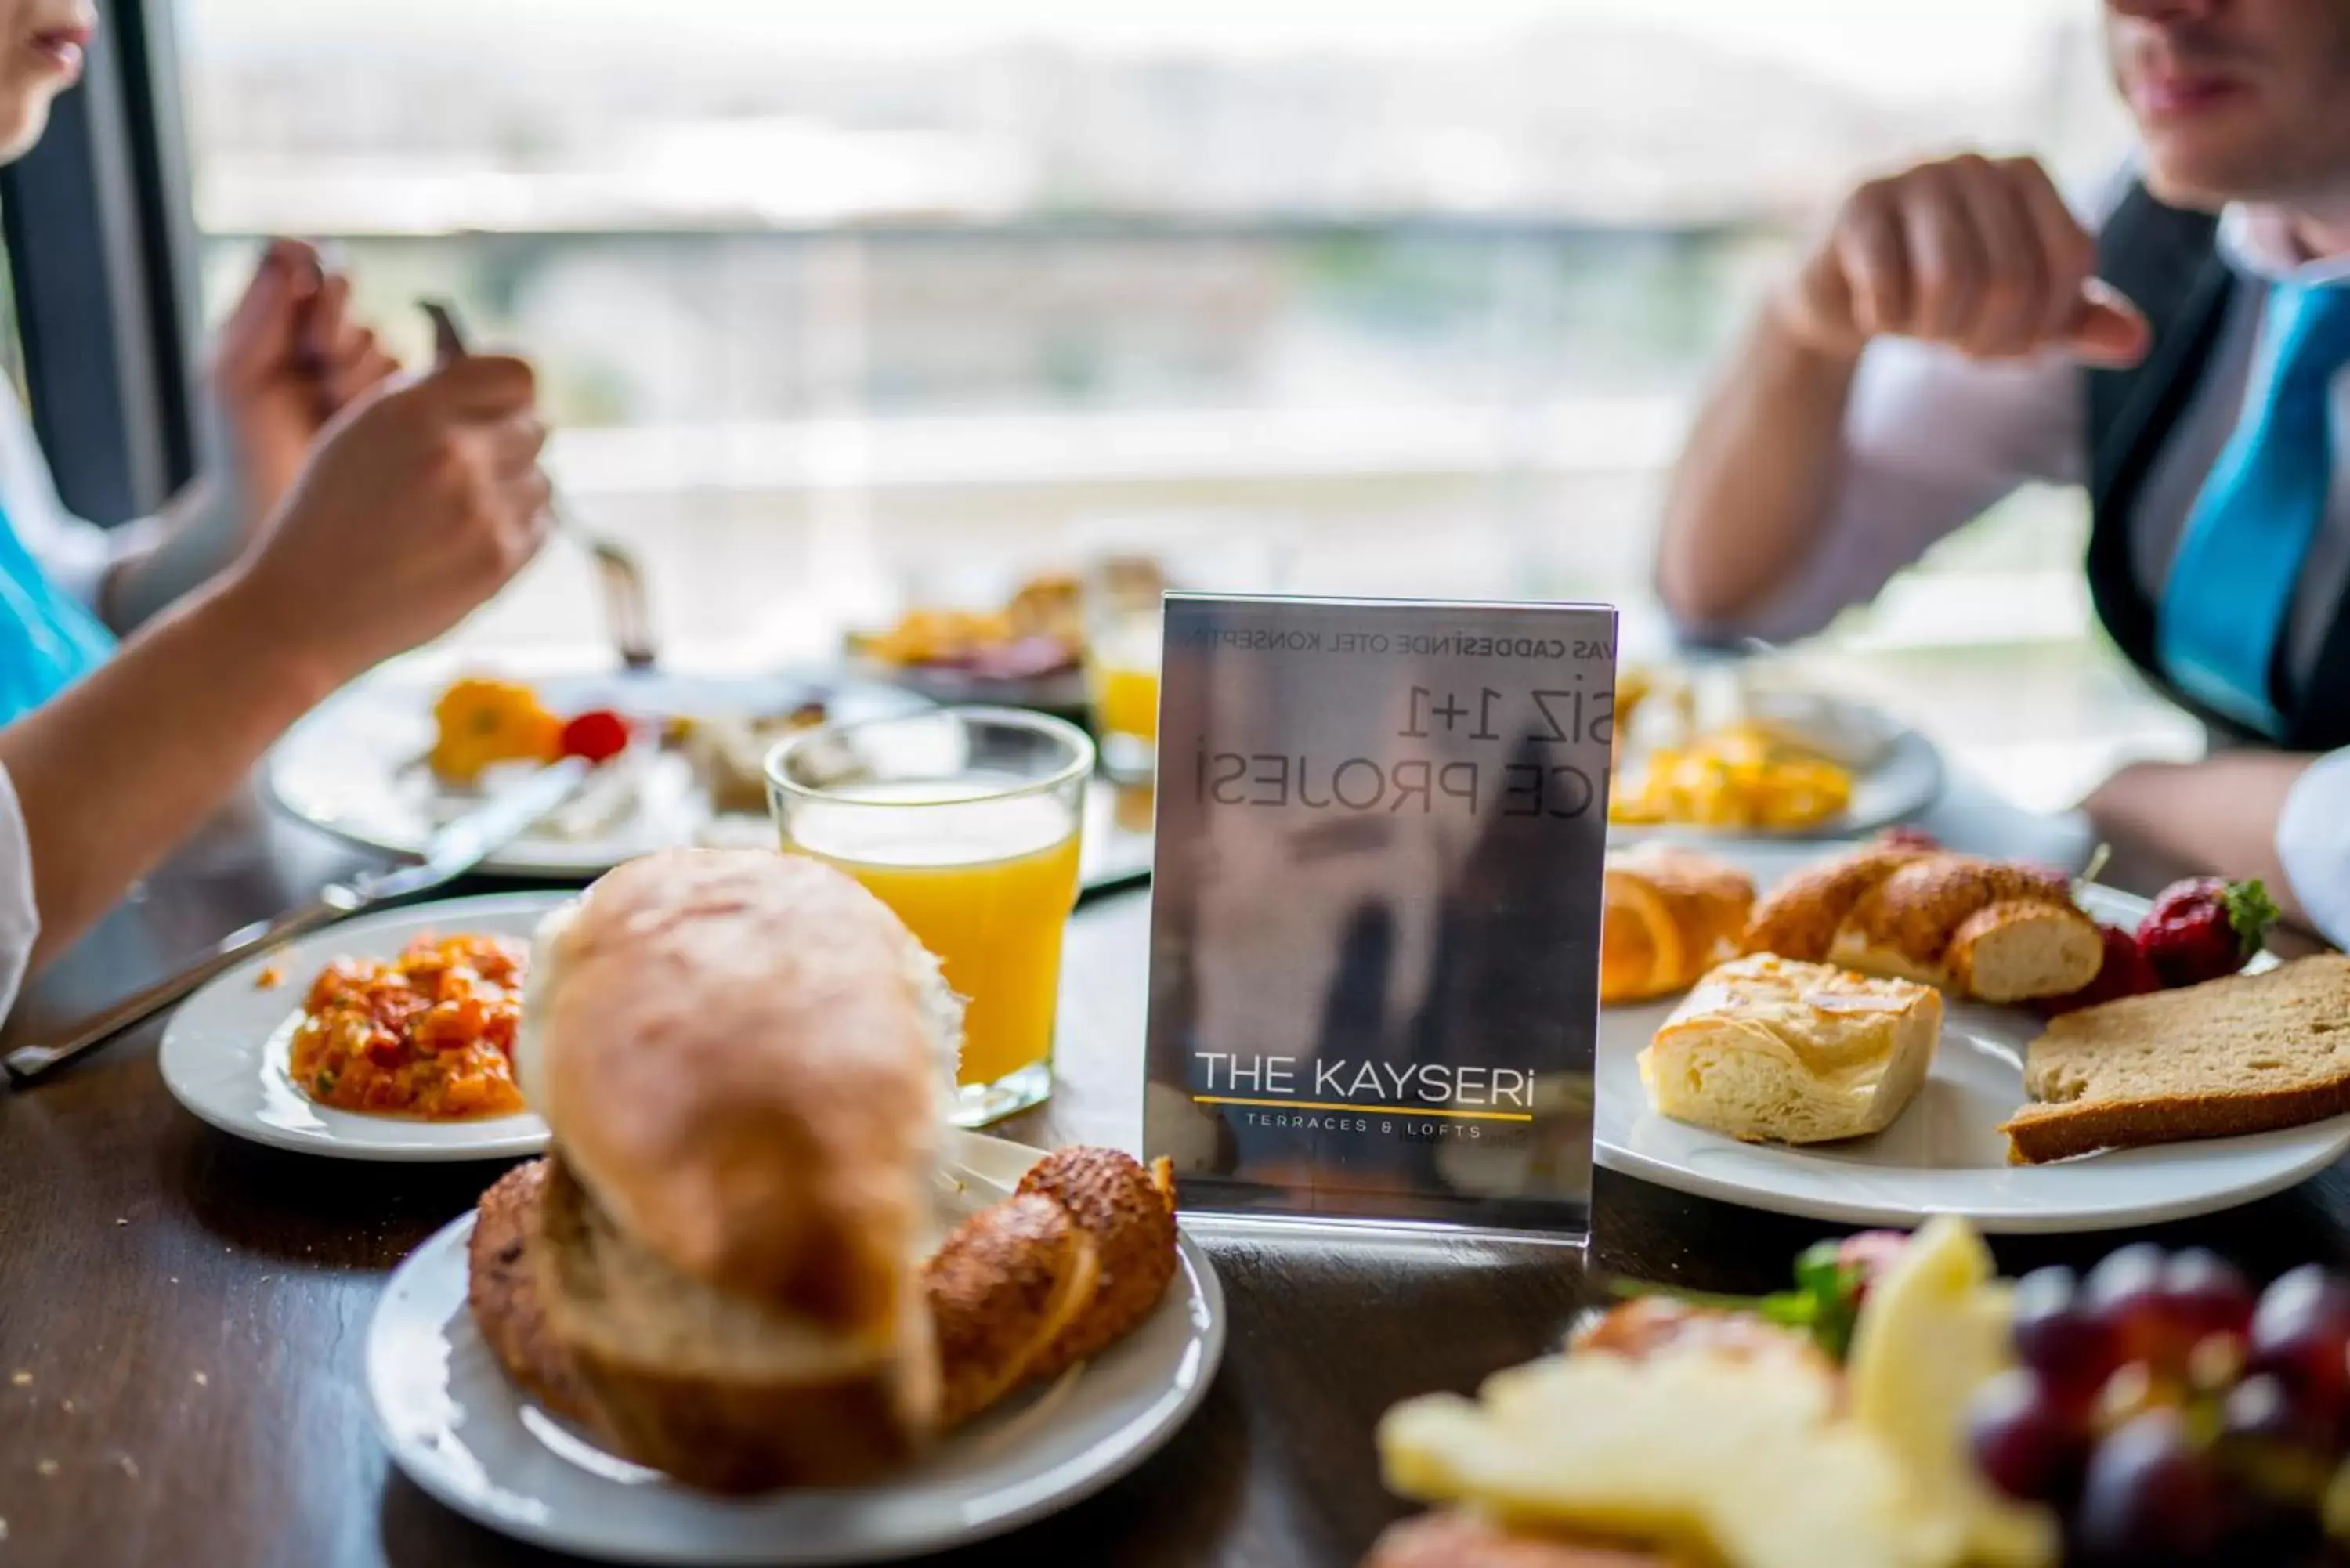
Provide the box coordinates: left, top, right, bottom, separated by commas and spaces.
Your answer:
289, 934, 529, 1118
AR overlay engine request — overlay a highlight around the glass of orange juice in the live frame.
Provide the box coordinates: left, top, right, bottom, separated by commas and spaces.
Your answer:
766, 707, 1093, 1126
1083, 554, 1167, 782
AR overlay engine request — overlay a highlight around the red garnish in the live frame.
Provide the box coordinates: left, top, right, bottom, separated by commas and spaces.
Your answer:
557, 708, 631, 764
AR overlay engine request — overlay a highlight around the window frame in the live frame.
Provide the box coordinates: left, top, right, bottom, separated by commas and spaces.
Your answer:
0, 0, 200, 526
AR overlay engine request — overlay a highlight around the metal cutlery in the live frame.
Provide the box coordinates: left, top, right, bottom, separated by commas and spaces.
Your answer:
2, 757, 591, 1086
420, 298, 660, 672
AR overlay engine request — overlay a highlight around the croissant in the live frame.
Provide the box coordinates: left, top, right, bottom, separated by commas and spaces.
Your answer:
1600, 845, 1755, 1004
1743, 841, 2102, 1003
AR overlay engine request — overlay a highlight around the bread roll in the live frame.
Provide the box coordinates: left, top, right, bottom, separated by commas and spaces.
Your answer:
519, 848, 956, 1324
1746, 844, 2099, 1003
516, 847, 962, 1490
1638, 956, 1942, 1144
926, 1194, 1100, 1429
533, 1155, 940, 1490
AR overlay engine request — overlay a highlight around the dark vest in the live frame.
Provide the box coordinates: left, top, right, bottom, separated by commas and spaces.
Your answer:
2086, 183, 2350, 750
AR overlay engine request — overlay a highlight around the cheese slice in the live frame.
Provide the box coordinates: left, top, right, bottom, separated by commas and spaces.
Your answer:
1379, 1350, 1957, 1568
1848, 1216, 2060, 1568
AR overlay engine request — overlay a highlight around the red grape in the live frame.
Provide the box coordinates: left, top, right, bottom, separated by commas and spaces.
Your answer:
2164, 1249, 2257, 1343
2222, 1372, 2331, 1454
2085, 1242, 2186, 1365
2012, 1266, 2119, 1409
2247, 1266, 2350, 1417
2073, 1409, 2232, 1566
1966, 1368, 2088, 1504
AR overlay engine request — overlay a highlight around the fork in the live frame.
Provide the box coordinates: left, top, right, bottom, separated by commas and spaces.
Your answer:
421, 299, 659, 672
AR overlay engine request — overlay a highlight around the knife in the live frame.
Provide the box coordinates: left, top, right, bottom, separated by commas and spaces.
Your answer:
2, 757, 591, 1086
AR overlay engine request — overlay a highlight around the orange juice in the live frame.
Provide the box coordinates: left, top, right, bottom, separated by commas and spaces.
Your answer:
784, 780, 1081, 1089
1091, 664, 1161, 742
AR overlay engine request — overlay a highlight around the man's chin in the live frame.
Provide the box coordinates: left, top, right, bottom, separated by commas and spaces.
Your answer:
2138, 141, 2270, 213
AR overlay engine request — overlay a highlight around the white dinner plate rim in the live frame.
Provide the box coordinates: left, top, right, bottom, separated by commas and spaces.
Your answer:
263, 667, 927, 880
1593, 841, 2348, 1233
158, 891, 572, 1162
1591, 1123, 2350, 1234
366, 1137, 1227, 1564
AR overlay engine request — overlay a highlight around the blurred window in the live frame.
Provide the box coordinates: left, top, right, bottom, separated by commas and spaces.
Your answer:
170, 0, 2175, 802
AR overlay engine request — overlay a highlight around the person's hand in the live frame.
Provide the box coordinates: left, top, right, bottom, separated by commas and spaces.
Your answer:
219, 355, 550, 688
1772, 154, 2153, 368
208, 238, 401, 525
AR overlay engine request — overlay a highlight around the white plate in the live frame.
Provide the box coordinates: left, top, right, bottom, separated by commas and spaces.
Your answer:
1607, 710, 1944, 844
269, 663, 1152, 889
159, 891, 569, 1162
267, 667, 926, 880
367, 1133, 1227, 1564
1596, 840, 2350, 1234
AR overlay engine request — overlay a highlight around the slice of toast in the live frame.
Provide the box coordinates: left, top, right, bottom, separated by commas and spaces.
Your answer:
2002, 956, 2350, 1165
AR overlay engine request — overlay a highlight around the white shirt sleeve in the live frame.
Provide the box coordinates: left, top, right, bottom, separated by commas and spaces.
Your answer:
0, 385, 160, 612
2277, 750, 2350, 948
1679, 158, 2134, 646
0, 763, 41, 1019
1697, 338, 2088, 643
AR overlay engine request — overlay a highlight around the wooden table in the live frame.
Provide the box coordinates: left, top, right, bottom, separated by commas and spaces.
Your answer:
0, 793, 2341, 1568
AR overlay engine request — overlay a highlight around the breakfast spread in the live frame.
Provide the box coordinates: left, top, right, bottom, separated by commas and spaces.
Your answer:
849, 572, 1087, 681
1639, 955, 1943, 1145
1375, 1219, 2350, 1568
458, 847, 1177, 1493
288, 934, 527, 1118
1600, 844, 1755, 1004
1376, 1217, 2049, 1568
420, 672, 831, 847
1742, 842, 2102, 1004
1616, 831, 2341, 1176
2001, 955, 2350, 1164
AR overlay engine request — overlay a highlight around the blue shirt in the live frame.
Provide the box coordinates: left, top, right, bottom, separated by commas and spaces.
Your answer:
0, 499, 113, 721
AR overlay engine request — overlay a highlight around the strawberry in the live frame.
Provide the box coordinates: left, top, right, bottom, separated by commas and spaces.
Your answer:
2136, 877, 2278, 989
2037, 923, 2162, 1016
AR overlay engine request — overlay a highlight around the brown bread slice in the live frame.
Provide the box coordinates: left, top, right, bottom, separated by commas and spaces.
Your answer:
926, 1194, 1098, 1428
2002, 956, 2350, 1164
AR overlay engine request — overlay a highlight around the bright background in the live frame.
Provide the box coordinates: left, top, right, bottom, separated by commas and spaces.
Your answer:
172, 0, 2196, 807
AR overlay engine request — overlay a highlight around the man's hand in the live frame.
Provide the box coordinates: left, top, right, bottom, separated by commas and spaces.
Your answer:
222, 355, 551, 689
1773, 154, 2153, 368
208, 238, 400, 525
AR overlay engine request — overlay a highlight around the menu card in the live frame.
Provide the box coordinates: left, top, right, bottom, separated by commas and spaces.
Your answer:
1143, 594, 1615, 1240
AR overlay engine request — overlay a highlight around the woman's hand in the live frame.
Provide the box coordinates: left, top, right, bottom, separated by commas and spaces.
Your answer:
220, 353, 551, 691
0, 352, 550, 971
208, 238, 401, 525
